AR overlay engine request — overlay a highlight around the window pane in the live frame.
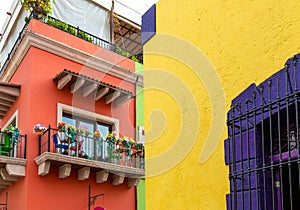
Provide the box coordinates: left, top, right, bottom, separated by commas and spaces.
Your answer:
97, 124, 110, 137
62, 116, 76, 126
97, 123, 111, 159
78, 121, 94, 158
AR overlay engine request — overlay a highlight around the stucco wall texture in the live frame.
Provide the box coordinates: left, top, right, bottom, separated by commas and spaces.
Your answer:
144, 0, 300, 209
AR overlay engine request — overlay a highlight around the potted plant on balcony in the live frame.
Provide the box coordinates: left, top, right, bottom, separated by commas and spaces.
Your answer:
4, 125, 20, 147
33, 123, 47, 136
120, 136, 133, 166
135, 142, 144, 169
105, 131, 119, 164
21, 0, 54, 19
65, 124, 77, 143
93, 130, 102, 159
57, 122, 66, 132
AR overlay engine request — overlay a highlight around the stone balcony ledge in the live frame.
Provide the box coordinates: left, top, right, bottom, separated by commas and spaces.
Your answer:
0, 156, 26, 191
35, 152, 144, 187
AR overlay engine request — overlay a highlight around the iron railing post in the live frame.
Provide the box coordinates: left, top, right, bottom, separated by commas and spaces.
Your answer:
48, 125, 51, 152
24, 134, 27, 159
38, 135, 42, 156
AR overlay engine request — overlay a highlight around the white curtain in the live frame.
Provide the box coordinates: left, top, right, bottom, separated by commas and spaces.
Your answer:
0, 8, 28, 70
52, 0, 110, 42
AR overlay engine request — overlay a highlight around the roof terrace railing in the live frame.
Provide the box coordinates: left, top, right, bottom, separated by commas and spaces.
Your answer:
0, 14, 142, 74
43, 15, 143, 63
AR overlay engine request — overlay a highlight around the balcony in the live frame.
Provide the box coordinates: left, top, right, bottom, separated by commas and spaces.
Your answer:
35, 126, 144, 187
0, 131, 27, 191
39, 16, 143, 63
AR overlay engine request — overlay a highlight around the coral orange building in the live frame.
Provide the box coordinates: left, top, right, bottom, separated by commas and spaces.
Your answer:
0, 1, 146, 209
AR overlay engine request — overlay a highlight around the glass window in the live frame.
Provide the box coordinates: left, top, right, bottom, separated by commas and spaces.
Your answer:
61, 112, 112, 160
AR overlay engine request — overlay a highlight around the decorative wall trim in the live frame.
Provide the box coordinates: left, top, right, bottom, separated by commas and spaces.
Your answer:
57, 103, 119, 135
1, 30, 144, 87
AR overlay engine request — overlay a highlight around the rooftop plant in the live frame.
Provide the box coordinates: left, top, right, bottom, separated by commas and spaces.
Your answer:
21, 0, 54, 19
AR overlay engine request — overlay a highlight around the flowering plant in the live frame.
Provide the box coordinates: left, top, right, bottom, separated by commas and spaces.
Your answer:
61, 124, 76, 142
33, 123, 47, 136
93, 130, 102, 139
121, 136, 131, 148
5, 125, 19, 136
57, 122, 66, 131
21, 0, 54, 18
105, 131, 119, 146
135, 142, 144, 152
5, 125, 20, 144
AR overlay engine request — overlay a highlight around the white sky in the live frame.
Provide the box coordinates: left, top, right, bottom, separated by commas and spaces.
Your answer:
0, 0, 158, 33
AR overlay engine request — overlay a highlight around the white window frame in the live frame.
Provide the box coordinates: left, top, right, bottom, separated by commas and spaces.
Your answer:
2, 110, 19, 158
138, 125, 144, 143
57, 103, 119, 135
2, 110, 19, 130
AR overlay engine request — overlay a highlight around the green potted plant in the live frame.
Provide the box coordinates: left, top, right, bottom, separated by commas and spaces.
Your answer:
21, 0, 54, 19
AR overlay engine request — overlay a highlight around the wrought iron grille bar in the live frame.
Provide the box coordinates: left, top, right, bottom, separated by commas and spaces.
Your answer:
231, 106, 237, 210
246, 100, 252, 209
285, 65, 294, 210
237, 103, 245, 210
268, 79, 275, 210
227, 111, 233, 210
253, 91, 260, 210
260, 85, 268, 210
227, 59, 300, 209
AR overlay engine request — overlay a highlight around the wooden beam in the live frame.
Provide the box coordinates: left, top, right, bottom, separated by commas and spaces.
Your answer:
38, 161, 50, 176
0, 99, 12, 107
0, 106, 9, 112
82, 83, 98, 97
70, 78, 85, 93
57, 74, 72, 90
95, 87, 109, 101
6, 164, 25, 177
128, 178, 140, 187
0, 92, 16, 102
58, 164, 71, 178
111, 173, 125, 185
0, 168, 18, 182
0, 110, 7, 115
114, 94, 132, 107
105, 91, 121, 104
0, 185, 7, 191
0, 85, 20, 97
96, 170, 109, 183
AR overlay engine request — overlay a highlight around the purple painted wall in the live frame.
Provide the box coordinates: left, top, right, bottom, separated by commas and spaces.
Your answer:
225, 53, 300, 210
141, 4, 156, 45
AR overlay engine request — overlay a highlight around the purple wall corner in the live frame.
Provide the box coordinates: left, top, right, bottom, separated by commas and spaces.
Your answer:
141, 4, 156, 45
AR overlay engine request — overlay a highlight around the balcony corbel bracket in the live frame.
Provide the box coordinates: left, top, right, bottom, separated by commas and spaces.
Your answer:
105, 90, 121, 104
127, 178, 140, 187
38, 161, 50, 176
111, 173, 125, 185
57, 74, 72, 90
0, 168, 18, 182
58, 164, 71, 178
78, 167, 90, 181
96, 170, 109, 183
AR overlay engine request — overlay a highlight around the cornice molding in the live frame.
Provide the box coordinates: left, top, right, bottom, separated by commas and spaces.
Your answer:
1, 29, 144, 87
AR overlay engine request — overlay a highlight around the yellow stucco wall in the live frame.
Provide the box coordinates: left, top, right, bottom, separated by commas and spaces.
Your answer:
144, 0, 300, 209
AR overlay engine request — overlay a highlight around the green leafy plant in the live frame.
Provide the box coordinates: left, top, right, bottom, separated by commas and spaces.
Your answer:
21, 0, 55, 18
